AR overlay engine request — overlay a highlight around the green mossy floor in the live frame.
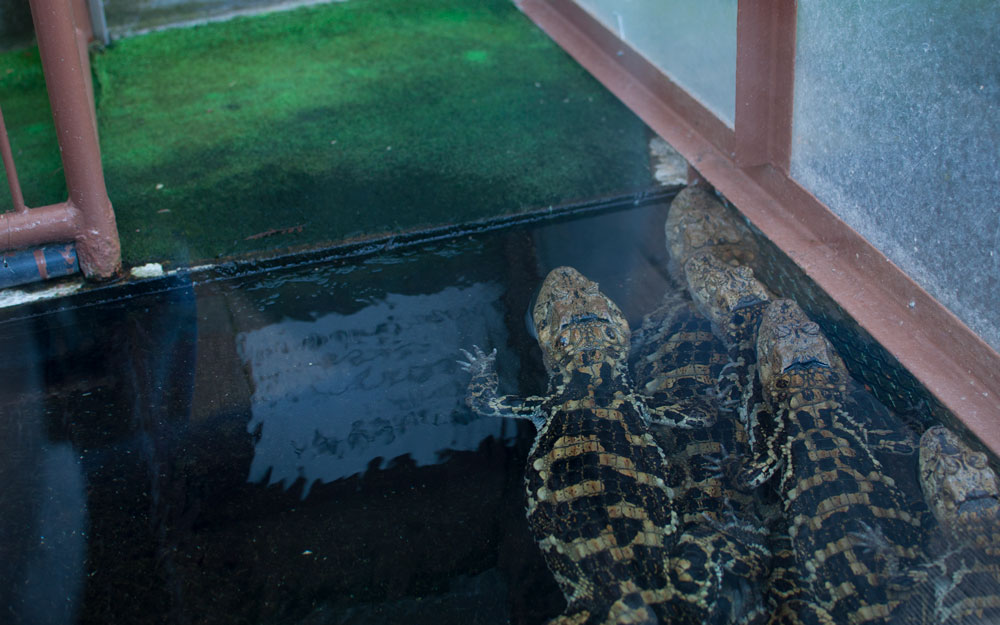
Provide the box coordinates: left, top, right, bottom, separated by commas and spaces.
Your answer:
0, 0, 654, 268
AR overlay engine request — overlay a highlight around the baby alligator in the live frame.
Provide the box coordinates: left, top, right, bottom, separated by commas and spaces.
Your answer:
682, 252, 774, 474
887, 425, 1000, 624
630, 292, 771, 624
664, 185, 761, 280
461, 266, 741, 624
630, 292, 745, 525
753, 299, 924, 625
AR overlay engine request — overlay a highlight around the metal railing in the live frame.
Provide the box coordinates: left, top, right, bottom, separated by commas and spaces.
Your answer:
517, 0, 1000, 453
0, 0, 121, 283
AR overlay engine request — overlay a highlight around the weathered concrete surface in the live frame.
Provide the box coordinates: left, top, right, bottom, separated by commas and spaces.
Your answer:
101, 0, 337, 36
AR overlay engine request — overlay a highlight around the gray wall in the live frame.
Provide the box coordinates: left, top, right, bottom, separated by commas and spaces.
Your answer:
792, 0, 1000, 352
576, 0, 737, 127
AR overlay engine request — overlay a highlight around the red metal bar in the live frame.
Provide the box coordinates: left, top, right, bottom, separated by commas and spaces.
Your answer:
28, 0, 120, 280
70, 0, 100, 140
0, 105, 28, 214
0, 201, 79, 249
734, 0, 796, 171
515, 0, 1000, 454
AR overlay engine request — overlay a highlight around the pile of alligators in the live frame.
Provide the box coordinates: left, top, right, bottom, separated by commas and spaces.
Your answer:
460, 186, 1000, 625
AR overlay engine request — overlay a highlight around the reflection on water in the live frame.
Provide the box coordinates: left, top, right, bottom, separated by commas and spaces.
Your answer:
17, 444, 88, 625
0, 324, 88, 624
240, 283, 515, 496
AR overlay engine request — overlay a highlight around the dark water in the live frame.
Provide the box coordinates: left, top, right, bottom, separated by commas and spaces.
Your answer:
0, 200, 679, 625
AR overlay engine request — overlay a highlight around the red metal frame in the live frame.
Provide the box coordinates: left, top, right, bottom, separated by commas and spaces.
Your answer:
734, 0, 796, 171
516, 0, 1000, 453
0, 0, 120, 280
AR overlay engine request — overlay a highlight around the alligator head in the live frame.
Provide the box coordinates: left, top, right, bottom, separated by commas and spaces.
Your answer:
756, 299, 847, 395
919, 425, 1000, 536
683, 252, 771, 339
532, 266, 630, 374
665, 186, 759, 269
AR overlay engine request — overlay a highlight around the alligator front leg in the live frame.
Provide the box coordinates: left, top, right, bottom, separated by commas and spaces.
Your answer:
459, 345, 544, 425
642, 395, 717, 429
736, 384, 789, 489
841, 386, 919, 456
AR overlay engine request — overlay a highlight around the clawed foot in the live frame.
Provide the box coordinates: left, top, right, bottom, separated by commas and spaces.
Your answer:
711, 371, 741, 412
702, 500, 765, 540
849, 521, 890, 554
701, 499, 738, 533
702, 452, 724, 478
700, 446, 737, 482
849, 520, 904, 578
458, 345, 497, 376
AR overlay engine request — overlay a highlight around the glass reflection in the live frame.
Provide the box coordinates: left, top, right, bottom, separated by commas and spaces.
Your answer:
576, 0, 738, 126
240, 283, 516, 496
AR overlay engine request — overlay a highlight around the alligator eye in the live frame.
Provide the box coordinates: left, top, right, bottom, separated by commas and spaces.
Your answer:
969, 452, 989, 469
943, 457, 960, 475
604, 327, 616, 339
774, 326, 792, 339
559, 336, 569, 346
803, 322, 820, 336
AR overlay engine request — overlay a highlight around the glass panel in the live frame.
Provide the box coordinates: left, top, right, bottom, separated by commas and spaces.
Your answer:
576, 0, 738, 127
2, 194, 992, 623
791, 0, 1000, 351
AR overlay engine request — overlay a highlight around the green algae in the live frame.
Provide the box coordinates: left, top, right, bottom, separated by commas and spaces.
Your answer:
0, 47, 65, 210
1, 0, 654, 267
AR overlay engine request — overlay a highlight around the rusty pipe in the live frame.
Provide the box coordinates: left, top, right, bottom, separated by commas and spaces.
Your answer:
30, 0, 120, 280
70, 0, 99, 141
0, 202, 79, 251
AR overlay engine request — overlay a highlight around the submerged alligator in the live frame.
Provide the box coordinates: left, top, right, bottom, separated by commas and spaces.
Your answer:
663, 185, 761, 279
663, 187, 777, 493
886, 425, 1000, 624
749, 299, 924, 625
671, 194, 925, 624
456, 184, 998, 625
629, 292, 749, 526
461, 266, 765, 624
667, 194, 825, 625
682, 252, 774, 470
630, 292, 772, 624
629, 186, 780, 622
